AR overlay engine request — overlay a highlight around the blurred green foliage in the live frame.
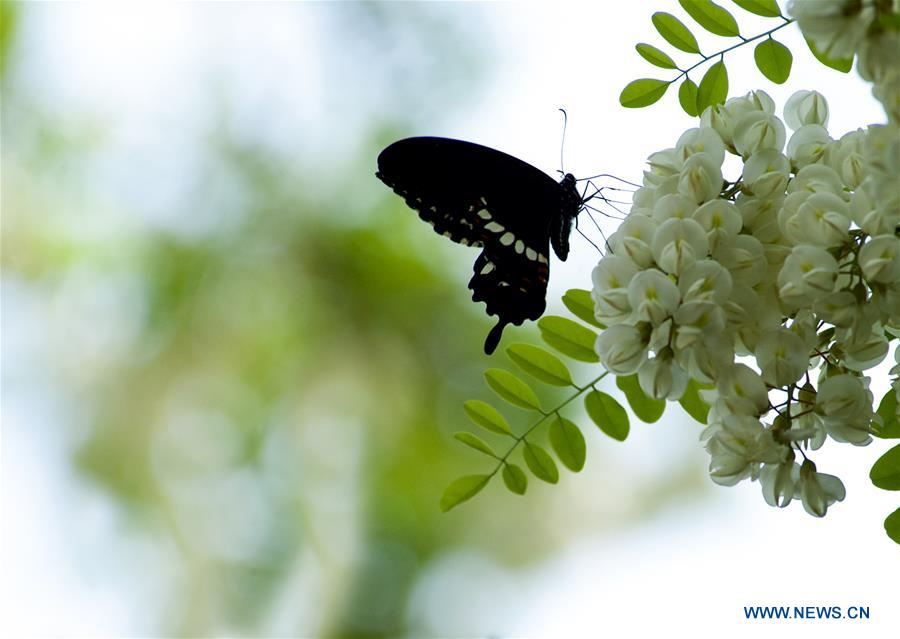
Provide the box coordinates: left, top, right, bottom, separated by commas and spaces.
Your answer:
2, 3, 706, 636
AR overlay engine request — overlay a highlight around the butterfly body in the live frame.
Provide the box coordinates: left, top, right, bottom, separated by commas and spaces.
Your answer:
376, 137, 582, 354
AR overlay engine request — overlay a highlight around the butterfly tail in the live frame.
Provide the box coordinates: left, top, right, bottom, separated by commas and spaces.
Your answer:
484, 320, 509, 355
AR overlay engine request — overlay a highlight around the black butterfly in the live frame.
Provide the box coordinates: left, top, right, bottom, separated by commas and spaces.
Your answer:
376, 136, 586, 354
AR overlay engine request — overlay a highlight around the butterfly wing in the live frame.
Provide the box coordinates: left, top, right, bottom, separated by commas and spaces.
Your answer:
376, 137, 565, 354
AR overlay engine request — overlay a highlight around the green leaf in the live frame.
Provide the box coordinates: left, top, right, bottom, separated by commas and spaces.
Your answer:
620, 78, 670, 108
679, 378, 710, 423
635, 43, 677, 69
678, 78, 699, 116
696, 60, 728, 115
537, 316, 599, 363
804, 37, 853, 73
679, 0, 740, 37
616, 374, 666, 423
440, 474, 491, 512
453, 431, 497, 457
585, 390, 630, 441
484, 368, 542, 412
549, 415, 586, 472
754, 37, 792, 84
562, 288, 605, 329
463, 399, 513, 436
730, 0, 781, 18
507, 343, 574, 387
870, 444, 900, 491
502, 463, 528, 495
523, 442, 559, 483
874, 391, 900, 439
651, 12, 701, 54
885, 508, 900, 544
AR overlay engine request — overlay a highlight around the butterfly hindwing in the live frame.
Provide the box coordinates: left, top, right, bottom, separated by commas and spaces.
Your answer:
376, 137, 580, 354
469, 238, 551, 354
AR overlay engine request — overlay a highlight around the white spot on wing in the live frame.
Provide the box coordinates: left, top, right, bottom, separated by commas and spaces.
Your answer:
481, 262, 495, 274
477, 209, 491, 220
526, 248, 537, 260
499, 232, 515, 246
514, 240, 525, 254
485, 221, 504, 233
538, 253, 548, 264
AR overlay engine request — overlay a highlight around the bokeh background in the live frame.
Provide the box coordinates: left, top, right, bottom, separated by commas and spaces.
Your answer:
1, 2, 896, 637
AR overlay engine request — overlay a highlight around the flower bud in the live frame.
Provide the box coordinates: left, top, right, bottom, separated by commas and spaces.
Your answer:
784, 90, 829, 130
734, 111, 786, 158
677, 153, 723, 204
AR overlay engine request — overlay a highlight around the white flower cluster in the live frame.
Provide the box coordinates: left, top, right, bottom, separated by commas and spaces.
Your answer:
592, 89, 899, 517
790, 0, 900, 124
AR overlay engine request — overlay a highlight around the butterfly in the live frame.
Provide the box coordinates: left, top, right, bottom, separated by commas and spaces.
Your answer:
376, 136, 587, 354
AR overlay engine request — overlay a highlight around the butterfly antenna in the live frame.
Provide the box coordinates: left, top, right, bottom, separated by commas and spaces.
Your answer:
558, 108, 568, 176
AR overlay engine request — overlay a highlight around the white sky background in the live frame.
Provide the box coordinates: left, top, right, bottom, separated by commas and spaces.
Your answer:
2, 2, 897, 637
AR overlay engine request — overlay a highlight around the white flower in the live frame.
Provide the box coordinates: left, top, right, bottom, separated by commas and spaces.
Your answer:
787, 124, 833, 169
777, 244, 838, 307
638, 353, 689, 400
692, 200, 742, 251
783, 192, 850, 247
678, 259, 733, 304
595, 324, 649, 375
816, 374, 875, 428
651, 218, 709, 275
592, 255, 638, 324
677, 153, 723, 204
788, 0, 875, 59
857, 26, 900, 83
673, 301, 726, 350
872, 67, 900, 124
700, 91, 775, 151
651, 192, 696, 223
784, 90, 830, 131
813, 291, 859, 328
675, 335, 733, 384
760, 459, 799, 508
797, 460, 846, 517
716, 363, 770, 416
755, 327, 810, 387
859, 234, 900, 284
743, 149, 790, 198
826, 128, 866, 189
787, 163, 845, 196
841, 324, 890, 371
627, 269, 681, 325
609, 215, 657, 268
850, 182, 898, 236
676, 127, 727, 167
733, 111, 786, 158
704, 414, 784, 486
712, 234, 766, 287
737, 195, 785, 243
645, 148, 682, 184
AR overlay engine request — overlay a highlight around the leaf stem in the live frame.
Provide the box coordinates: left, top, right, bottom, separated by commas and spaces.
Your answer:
487, 371, 609, 478
670, 19, 795, 84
